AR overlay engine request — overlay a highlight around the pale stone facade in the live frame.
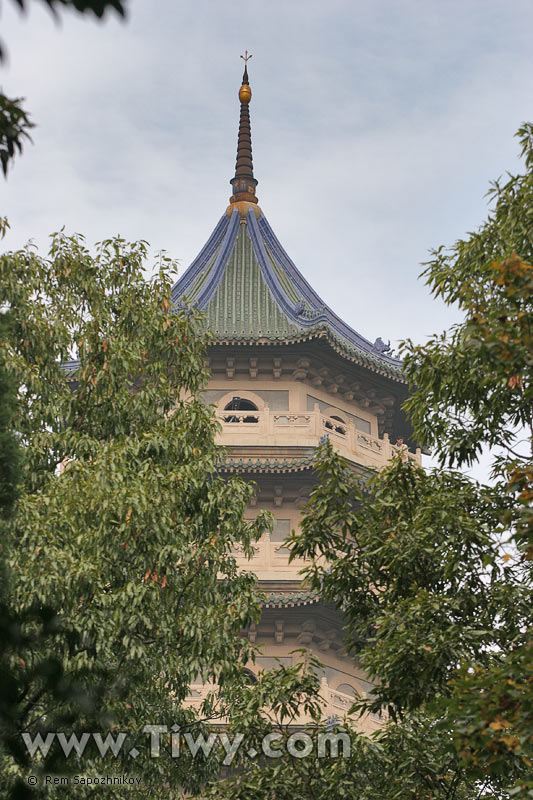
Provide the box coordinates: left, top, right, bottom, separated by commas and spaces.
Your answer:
182, 353, 419, 732
175, 65, 419, 731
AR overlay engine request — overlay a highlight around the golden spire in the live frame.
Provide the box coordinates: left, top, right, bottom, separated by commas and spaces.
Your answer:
239, 51, 253, 103
228, 52, 260, 218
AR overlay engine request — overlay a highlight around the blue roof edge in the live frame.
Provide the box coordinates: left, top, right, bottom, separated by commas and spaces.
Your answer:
169, 206, 403, 372
171, 213, 230, 303
194, 210, 240, 309
257, 213, 403, 367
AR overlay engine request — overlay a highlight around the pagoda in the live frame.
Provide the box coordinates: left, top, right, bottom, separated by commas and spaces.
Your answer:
174, 58, 420, 729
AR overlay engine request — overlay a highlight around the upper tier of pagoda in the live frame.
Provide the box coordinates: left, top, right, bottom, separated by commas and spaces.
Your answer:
171, 62, 404, 384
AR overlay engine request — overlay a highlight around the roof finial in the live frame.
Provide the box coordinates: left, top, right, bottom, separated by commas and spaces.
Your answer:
229, 51, 259, 214
240, 50, 252, 87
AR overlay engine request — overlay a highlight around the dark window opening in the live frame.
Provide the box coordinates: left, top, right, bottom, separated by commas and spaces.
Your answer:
243, 668, 257, 684
223, 396, 259, 423
325, 415, 346, 435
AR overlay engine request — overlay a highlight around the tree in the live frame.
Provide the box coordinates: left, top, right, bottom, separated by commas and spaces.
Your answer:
0, 231, 289, 796
398, 122, 533, 793
210, 123, 533, 799
0, 94, 34, 177
200, 713, 513, 800
0, 0, 127, 176
0, 296, 26, 797
292, 123, 533, 796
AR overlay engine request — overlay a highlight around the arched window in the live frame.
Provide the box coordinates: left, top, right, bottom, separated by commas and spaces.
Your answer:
223, 396, 259, 423
325, 414, 346, 435
336, 683, 357, 699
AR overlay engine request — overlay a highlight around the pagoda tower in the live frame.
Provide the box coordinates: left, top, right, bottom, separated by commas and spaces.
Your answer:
174, 60, 420, 730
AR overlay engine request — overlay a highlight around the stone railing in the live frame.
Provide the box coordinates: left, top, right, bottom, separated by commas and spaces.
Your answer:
184, 678, 382, 732
230, 533, 303, 570
218, 405, 421, 468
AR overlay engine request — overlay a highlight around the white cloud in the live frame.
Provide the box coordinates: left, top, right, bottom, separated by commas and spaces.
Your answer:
1, 0, 531, 353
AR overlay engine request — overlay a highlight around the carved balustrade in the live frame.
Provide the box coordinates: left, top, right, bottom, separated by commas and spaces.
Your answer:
217, 405, 421, 467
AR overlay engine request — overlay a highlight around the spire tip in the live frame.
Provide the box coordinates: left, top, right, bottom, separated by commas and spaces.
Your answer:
230, 51, 258, 208
239, 51, 252, 101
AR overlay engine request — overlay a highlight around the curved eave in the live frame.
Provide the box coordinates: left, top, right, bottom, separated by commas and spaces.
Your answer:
217, 452, 373, 481
171, 213, 231, 304
262, 590, 321, 609
254, 212, 403, 372
171, 208, 405, 381
60, 333, 405, 384
206, 326, 406, 382
218, 454, 316, 474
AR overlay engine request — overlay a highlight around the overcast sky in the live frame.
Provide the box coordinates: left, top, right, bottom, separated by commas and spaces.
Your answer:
1, 0, 532, 471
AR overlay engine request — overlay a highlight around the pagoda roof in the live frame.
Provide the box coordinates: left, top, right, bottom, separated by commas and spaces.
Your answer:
171, 63, 405, 384
218, 452, 316, 474
172, 210, 404, 382
261, 590, 321, 609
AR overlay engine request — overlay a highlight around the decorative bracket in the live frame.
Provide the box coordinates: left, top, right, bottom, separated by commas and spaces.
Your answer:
225, 358, 235, 379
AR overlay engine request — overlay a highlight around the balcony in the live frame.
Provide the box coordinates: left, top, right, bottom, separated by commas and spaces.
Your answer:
184, 677, 382, 733
217, 405, 421, 470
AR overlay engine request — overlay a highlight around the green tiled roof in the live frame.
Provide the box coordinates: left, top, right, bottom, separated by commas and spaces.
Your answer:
218, 453, 316, 474
205, 226, 301, 339
187, 242, 222, 298
266, 245, 302, 307
262, 590, 321, 608
171, 208, 406, 383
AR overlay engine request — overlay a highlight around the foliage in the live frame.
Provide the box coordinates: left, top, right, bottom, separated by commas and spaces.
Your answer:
202, 713, 513, 800
287, 445, 531, 796
0, 307, 27, 797
292, 448, 527, 716
0, 0, 127, 176
399, 124, 533, 792
0, 310, 21, 512
401, 122, 533, 468
8, 0, 126, 19
284, 123, 533, 798
0, 232, 281, 796
0, 94, 34, 177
